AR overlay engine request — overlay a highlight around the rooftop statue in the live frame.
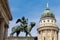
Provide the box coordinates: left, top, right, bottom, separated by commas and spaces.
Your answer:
10, 16, 36, 37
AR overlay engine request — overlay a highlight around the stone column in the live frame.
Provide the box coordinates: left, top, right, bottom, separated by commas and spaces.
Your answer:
0, 18, 5, 40
4, 24, 8, 39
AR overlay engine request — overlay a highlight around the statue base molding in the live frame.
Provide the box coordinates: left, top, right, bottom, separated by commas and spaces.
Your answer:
5, 37, 37, 40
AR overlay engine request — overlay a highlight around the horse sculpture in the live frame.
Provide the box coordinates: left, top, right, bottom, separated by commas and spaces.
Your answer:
10, 17, 35, 37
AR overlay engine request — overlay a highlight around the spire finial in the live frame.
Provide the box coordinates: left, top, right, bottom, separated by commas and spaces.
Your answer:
46, 3, 49, 9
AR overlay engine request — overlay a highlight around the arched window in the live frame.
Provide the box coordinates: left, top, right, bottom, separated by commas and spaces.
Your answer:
44, 20, 45, 22
39, 31, 40, 34
51, 20, 53, 22
48, 20, 49, 22
52, 37, 54, 40
44, 37, 45, 40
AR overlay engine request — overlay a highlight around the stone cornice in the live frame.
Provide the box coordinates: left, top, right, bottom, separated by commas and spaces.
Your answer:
40, 17, 56, 22
0, 0, 12, 20
37, 26, 59, 31
5, 37, 37, 40
0, 3, 10, 24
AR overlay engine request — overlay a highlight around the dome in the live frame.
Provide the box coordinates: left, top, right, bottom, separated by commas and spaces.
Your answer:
41, 8, 55, 18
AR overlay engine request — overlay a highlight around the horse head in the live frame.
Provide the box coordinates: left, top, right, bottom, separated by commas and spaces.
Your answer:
30, 22, 36, 28
28, 22, 36, 32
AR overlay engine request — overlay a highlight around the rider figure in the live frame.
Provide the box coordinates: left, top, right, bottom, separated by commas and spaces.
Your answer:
20, 16, 28, 29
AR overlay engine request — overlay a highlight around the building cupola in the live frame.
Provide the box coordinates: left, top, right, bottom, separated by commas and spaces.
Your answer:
41, 3, 55, 19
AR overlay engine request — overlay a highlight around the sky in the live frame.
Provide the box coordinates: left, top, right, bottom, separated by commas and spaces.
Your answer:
8, 0, 60, 39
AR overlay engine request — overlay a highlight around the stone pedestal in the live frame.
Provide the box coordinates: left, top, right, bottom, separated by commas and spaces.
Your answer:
5, 37, 37, 40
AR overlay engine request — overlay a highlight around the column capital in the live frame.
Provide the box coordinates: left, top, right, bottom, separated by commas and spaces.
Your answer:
0, 18, 4, 22
5, 24, 9, 28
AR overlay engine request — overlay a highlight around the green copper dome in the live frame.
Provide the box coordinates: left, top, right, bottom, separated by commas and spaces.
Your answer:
41, 8, 55, 18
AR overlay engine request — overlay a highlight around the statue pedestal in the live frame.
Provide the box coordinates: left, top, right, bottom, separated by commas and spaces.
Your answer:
5, 37, 37, 40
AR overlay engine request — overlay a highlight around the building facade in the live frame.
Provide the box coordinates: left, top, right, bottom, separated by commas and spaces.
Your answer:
37, 4, 59, 40
0, 0, 12, 40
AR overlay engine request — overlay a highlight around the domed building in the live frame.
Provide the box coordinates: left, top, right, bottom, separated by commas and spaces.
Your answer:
41, 8, 55, 18
37, 3, 59, 40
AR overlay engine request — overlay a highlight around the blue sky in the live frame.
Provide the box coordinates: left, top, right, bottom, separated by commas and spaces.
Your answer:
8, 0, 60, 39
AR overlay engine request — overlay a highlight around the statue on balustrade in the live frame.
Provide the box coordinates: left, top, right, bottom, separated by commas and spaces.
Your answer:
10, 16, 36, 37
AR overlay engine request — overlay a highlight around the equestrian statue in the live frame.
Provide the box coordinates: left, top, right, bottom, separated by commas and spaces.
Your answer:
10, 16, 36, 37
